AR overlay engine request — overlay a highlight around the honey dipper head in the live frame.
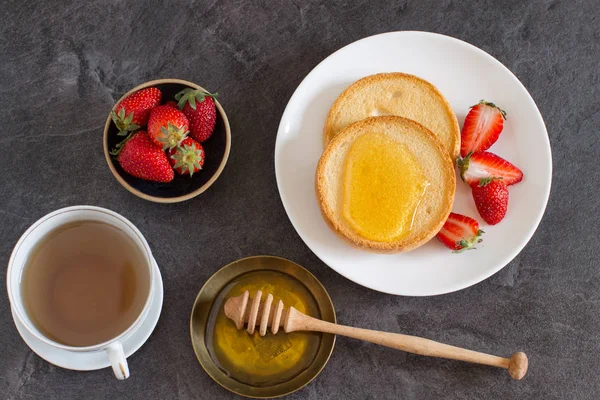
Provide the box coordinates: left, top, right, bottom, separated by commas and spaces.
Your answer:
224, 290, 249, 330
223, 290, 289, 336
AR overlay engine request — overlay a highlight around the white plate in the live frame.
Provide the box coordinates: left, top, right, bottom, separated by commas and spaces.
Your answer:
275, 31, 552, 296
12, 259, 164, 371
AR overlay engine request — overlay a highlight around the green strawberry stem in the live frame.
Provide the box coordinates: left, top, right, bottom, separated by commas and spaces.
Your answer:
109, 131, 136, 157
478, 177, 503, 187
454, 229, 484, 253
174, 88, 218, 110
111, 107, 140, 135
456, 152, 473, 181
171, 142, 204, 177
158, 122, 188, 150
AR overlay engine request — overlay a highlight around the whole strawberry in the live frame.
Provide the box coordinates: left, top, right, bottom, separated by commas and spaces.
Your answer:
461, 100, 506, 157
175, 88, 218, 142
112, 87, 162, 135
168, 137, 205, 177
472, 179, 509, 225
117, 131, 174, 183
147, 105, 189, 150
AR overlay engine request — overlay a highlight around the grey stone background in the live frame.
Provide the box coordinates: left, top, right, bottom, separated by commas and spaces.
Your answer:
0, 0, 597, 399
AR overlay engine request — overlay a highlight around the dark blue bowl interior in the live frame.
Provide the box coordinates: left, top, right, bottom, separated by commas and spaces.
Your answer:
105, 82, 227, 199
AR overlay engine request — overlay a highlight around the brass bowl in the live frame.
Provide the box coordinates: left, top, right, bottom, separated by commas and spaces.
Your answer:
190, 256, 336, 398
102, 78, 231, 203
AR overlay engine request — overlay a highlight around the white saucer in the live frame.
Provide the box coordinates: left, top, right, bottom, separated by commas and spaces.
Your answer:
275, 31, 552, 296
12, 259, 164, 371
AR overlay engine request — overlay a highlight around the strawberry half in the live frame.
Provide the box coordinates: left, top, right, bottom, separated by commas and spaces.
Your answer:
147, 105, 189, 150
111, 87, 162, 135
460, 100, 507, 157
175, 88, 218, 142
472, 180, 509, 225
117, 131, 174, 183
437, 212, 484, 252
457, 151, 523, 187
168, 137, 205, 177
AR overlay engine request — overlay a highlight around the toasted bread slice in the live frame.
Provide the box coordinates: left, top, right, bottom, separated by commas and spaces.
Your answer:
316, 116, 455, 253
323, 72, 460, 158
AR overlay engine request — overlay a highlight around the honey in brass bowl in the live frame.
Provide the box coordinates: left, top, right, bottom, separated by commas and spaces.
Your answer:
190, 256, 336, 398
207, 270, 321, 386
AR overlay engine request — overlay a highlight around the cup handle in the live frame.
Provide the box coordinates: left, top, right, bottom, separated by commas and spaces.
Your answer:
106, 341, 130, 380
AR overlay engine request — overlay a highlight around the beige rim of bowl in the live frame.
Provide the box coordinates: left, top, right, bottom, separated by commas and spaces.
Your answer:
102, 78, 231, 204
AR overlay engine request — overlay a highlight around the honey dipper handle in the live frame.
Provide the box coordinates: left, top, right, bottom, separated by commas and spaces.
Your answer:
287, 309, 527, 380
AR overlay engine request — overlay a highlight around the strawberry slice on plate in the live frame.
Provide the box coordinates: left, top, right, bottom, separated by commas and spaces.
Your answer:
460, 100, 507, 157
437, 212, 484, 252
457, 151, 523, 187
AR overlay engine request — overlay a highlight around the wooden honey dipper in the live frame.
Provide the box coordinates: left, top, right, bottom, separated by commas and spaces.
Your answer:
224, 290, 528, 380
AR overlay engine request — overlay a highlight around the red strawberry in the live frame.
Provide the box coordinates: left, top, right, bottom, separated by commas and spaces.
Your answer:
460, 100, 507, 157
168, 137, 205, 177
164, 100, 178, 109
437, 212, 484, 252
457, 151, 523, 187
117, 131, 174, 183
147, 105, 189, 150
112, 87, 162, 135
175, 88, 218, 142
472, 180, 509, 225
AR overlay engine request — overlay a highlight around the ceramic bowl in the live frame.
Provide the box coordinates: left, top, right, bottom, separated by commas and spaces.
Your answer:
103, 78, 231, 203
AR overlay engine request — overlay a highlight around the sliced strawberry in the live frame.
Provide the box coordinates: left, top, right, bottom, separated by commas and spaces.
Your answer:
457, 151, 523, 187
437, 212, 484, 252
472, 180, 509, 225
460, 100, 506, 157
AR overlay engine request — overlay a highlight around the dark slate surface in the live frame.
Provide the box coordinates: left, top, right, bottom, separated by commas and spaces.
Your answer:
1, 1, 598, 399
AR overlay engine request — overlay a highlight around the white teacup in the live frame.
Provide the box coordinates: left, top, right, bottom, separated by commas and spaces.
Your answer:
7, 206, 157, 380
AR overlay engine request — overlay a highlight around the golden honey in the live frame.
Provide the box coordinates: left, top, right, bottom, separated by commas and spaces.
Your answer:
342, 132, 429, 242
206, 270, 321, 387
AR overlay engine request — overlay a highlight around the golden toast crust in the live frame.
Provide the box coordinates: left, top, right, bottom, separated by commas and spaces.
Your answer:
323, 72, 461, 159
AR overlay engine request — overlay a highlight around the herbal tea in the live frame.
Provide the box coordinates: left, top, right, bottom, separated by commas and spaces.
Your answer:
21, 220, 150, 347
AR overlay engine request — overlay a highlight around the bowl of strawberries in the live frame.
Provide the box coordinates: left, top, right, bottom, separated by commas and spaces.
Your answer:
103, 78, 231, 203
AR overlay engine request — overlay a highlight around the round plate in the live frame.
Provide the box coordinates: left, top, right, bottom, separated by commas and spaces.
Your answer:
12, 259, 163, 371
190, 256, 336, 398
103, 78, 231, 203
275, 31, 552, 296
